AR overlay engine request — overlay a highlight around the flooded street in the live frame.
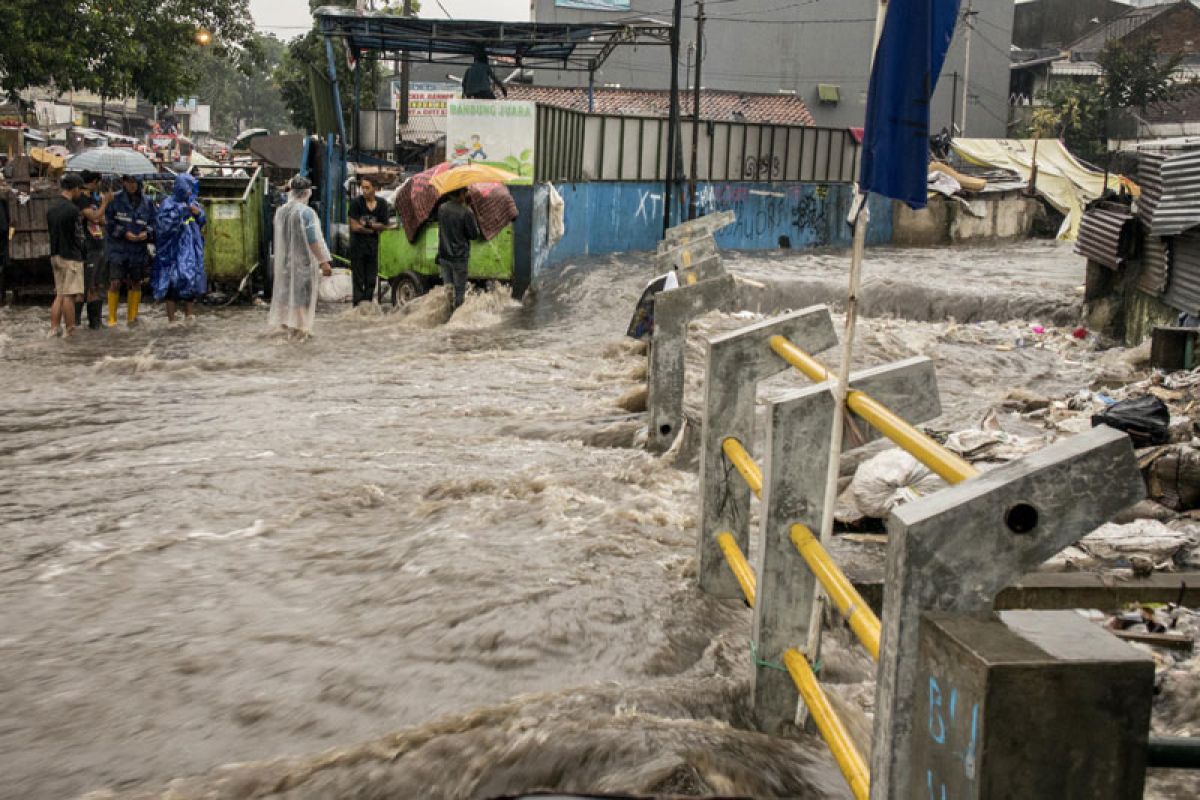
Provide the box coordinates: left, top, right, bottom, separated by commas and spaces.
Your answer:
0, 242, 1118, 799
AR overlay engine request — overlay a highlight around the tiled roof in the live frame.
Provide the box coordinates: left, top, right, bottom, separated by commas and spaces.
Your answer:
1144, 85, 1200, 124
505, 85, 816, 126
1067, 1, 1187, 55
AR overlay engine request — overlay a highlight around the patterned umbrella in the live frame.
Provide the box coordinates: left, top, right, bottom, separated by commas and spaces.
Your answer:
66, 147, 157, 176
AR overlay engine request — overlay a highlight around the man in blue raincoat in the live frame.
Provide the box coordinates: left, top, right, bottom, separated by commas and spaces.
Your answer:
151, 174, 207, 323
105, 175, 156, 327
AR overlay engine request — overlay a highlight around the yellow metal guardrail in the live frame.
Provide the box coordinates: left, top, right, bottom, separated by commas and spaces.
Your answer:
710, 335, 981, 800
721, 437, 763, 497
790, 524, 881, 661
767, 335, 978, 485
715, 532, 757, 606
783, 648, 871, 800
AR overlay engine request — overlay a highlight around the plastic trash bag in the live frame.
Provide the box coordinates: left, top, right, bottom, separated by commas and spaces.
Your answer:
318, 268, 353, 303
849, 448, 948, 519
1092, 395, 1171, 447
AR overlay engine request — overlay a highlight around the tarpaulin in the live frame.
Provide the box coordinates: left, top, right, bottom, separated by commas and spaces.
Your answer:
859, 0, 961, 209
951, 138, 1122, 240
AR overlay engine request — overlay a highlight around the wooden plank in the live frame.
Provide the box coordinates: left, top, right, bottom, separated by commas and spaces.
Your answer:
1111, 630, 1194, 652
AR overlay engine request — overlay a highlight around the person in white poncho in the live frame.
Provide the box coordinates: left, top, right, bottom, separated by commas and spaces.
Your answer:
269, 176, 332, 338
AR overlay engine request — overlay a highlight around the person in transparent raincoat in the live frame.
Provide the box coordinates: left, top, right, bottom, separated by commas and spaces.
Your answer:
269, 176, 332, 338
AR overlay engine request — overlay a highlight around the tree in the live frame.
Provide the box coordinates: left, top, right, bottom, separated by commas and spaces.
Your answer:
196, 34, 293, 140
275, 0, 419, 134
0, 0, 254, 104
1099, 37, 1182, 113
1034, 80, 1107, 162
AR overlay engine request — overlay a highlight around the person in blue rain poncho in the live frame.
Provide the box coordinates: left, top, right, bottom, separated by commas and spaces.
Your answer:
151, 174, 207, 323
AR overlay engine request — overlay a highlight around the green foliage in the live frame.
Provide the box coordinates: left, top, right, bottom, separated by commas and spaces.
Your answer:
1036, 80, 1108, 162
275, 0, 414, 134
1099, 37, 1182, 112
0, 0, 254, 104
196, 34, 293, 140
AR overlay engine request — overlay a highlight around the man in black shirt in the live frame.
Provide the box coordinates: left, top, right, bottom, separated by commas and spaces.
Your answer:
74, 170, 113, 329
347, 176, 393, 306
436, 187, 481, 312
46, 174, 86, 337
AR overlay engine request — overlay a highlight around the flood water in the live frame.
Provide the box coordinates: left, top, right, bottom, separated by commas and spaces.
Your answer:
0, 241, 1171, 799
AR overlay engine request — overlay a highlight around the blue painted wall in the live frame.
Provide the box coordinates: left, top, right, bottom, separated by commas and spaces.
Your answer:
539, 181, 893, 272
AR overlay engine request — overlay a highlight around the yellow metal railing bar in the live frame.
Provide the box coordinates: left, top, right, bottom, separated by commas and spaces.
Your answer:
721, 437, 763, 498
716, 532, 757, 606
767, 335, 978, 485
790, 524, 881, 660
783, 648, 871, 800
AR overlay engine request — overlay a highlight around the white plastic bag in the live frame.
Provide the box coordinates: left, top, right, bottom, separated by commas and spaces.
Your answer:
318, 267, 353, 303
850, 448, 947, 519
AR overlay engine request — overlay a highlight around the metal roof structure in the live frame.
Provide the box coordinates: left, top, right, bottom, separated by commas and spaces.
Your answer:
314, 7, 673, 72
1138, 148, 1200, 237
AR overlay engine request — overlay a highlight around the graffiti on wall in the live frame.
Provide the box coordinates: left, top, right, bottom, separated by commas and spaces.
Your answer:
688, 183, 835, 247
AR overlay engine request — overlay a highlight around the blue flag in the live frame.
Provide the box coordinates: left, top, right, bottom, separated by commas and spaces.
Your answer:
859, 0, 961, 209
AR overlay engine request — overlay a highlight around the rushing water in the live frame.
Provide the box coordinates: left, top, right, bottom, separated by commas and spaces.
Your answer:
0, 241, 1180, 799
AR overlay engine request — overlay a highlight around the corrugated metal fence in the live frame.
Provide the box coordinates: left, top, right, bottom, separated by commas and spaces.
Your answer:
535, 105, 859, 185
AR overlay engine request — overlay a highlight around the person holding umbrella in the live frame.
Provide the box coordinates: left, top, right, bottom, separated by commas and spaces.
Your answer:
105, 174, 156, 327
436, 186, 482, 312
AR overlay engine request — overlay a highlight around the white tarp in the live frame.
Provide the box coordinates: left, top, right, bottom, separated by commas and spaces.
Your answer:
952, 138, 1122, 240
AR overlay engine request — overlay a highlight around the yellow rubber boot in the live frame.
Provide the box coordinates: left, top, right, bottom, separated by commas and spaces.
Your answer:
127, 288, 141, 325
107, 291, 119, 326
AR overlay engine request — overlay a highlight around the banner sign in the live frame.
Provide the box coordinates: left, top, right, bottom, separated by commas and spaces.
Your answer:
446, 100, 535, 178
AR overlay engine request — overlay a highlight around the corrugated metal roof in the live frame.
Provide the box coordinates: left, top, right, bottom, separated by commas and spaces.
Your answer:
506, 85, 816, 126
1137, 148, 1200, 236
1165, 232, 1200, 314
1140, 235, 1171, 296
1076, 203, 1137, 269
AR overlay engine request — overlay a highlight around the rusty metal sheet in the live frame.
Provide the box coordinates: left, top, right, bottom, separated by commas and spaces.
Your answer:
1075, 203, 1136, 269
1140, 235, 1170, 296
1138, 149, 1200, 237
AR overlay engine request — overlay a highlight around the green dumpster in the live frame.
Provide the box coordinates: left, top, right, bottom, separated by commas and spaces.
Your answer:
198, 168, 267, 288
377, 223, 514, 305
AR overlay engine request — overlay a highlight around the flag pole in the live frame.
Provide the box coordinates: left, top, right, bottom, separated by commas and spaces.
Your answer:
805, 0, 889, 664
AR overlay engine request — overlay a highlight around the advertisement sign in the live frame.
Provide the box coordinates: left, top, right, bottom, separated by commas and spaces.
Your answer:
554, 0, 631, 9
446, 100, 535, 178
394, 81, 460, 116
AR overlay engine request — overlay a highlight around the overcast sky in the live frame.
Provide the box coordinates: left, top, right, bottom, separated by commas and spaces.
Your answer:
249, 0, 532, 38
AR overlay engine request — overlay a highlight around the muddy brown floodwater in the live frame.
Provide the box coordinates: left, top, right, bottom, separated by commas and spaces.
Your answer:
0, 242, 1180, 799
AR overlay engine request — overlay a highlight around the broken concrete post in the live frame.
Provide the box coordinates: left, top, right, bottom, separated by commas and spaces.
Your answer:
656, 234, 721, 273
663, 209, 736, 245
697, 306, 837, 598
753, 357, 942, 734
870, 426, 1145, 799
913, 610, 1153, 799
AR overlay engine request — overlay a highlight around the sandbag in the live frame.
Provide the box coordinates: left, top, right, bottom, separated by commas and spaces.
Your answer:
1092, 395, 1170, 448
849, 448, 948, 519
1145, 445, 1200, 511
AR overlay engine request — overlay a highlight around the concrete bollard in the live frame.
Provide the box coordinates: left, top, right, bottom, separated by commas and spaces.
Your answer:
696, 306, 837, 598
870, 425, 1145, 800
647, 274, 738, 453
752, 357, 942, 734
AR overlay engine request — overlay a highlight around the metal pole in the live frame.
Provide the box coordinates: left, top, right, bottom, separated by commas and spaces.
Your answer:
588, 68, 595, 113
949, 71, 958, 135
353, 57, 364, 158
960, 2, 975, 136
688, 0, 705, 220
664, 0, 683, 234
805, 0, 888, 666
400, 0, 412, 126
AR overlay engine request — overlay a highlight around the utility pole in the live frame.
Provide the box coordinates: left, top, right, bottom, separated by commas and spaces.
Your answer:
664, 0, 683, 233
400, 0, 413, 126
687, 0, 705, 220
960, 2, 976, 136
